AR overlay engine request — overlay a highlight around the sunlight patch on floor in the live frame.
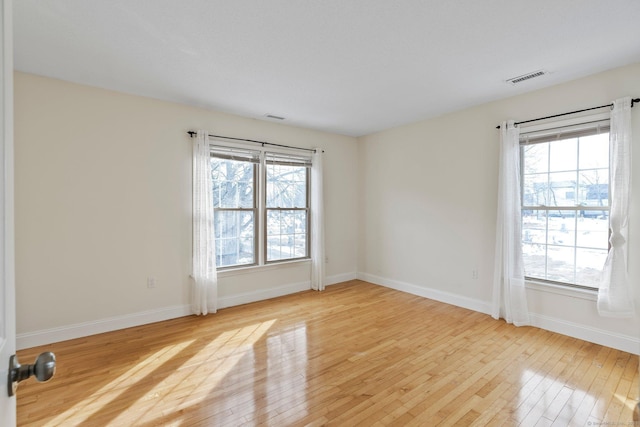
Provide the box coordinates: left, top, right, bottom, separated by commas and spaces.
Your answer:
615, 392, 638, 411
44, 339, 195, 426
116, 319, 277, 426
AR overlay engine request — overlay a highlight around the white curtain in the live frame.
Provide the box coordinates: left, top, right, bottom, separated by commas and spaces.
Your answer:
192, 130, 217, 315
310, 148, 325, 291
492, 120, 530, 326
598, 97, 634, 317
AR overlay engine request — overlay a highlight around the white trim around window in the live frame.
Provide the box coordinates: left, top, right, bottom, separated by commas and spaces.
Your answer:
519, 112, 612, 290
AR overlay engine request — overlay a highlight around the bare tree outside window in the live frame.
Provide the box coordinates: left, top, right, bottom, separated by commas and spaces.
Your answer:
211, 156, 256, 267
265, 156, 310, 262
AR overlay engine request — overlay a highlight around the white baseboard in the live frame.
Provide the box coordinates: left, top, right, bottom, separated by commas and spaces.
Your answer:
218, 280, 311, 309
325, 272, 357, 286
27, 272, 635, 355
17, 304, 192, 350
17, 273, 358, 350
356, 272, 640, 355
357, 272, 492, 315
217, 272, 358, 308
528, 313, 640, 355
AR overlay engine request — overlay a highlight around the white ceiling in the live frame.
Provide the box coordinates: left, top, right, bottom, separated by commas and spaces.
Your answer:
13, 1, 640, 137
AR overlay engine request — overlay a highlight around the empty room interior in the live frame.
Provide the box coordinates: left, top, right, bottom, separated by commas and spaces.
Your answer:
5, 1, 640, 425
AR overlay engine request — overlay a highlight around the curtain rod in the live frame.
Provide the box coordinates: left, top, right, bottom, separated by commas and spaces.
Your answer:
187, 131, 321, 153
495, 97, 639, 129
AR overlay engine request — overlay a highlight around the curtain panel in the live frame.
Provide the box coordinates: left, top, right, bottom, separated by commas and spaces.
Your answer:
192, 130, 218, 315
492, 120, 530, 326
597, 97, 634, 317
310, 148, 325, 291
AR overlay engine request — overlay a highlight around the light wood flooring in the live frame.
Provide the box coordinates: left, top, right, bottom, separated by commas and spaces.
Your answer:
17, 280, 639, 426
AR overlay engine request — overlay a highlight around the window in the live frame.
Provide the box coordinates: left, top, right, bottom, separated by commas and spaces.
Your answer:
265, 153, 311, 262
211, 146, 259, 268
520, 120, 610, 288
210, 144, 311, 269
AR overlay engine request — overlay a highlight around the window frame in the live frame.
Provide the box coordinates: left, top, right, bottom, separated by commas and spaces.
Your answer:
519, 114, 611, 290
264, 155, 311, 264
209, 140, 312, 270
210, 146, 260, 270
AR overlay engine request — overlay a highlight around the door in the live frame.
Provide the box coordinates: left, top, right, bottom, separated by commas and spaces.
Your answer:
0, 0, 15, 425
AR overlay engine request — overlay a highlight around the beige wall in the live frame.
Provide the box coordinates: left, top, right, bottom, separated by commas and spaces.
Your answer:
357, 63, 640, 353
15, 63, 640, 353
14, 72, 358, 340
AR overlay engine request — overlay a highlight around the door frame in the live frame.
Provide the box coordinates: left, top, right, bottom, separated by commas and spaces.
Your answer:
0, 0, 16, 424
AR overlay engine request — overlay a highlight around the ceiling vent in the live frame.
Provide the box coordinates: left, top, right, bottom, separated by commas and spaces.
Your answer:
264, 114, 285, 120
506, 70, 547, 85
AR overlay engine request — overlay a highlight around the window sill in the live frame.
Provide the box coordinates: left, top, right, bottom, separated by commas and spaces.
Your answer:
525, 279, 598, 301
218, 258, 311, 278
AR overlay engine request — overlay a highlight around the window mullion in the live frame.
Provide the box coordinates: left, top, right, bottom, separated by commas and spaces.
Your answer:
544, 211, 549, 281
574, 138, 580, 285
258, 151, 265, 266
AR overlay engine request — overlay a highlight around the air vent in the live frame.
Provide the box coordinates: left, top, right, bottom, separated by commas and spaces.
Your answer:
264, 114, 285, 120
506, 70, 547, 85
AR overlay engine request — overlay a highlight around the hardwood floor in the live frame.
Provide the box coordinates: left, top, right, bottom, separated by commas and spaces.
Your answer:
17, 280, 639, 426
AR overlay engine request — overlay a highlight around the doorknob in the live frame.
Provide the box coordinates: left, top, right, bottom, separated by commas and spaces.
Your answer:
7, 352, 56, 397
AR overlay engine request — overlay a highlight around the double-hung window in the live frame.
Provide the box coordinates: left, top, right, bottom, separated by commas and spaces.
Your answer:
210, 144, 311, 269
265, 153, 311, 262
211, 146, 259, 268
520, 119, 610, 289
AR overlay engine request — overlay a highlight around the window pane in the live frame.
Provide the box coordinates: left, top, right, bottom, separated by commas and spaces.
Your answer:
522, 143, 548, 174
579, 133, 609, 169
548, 215, 576, 247
546, 246, 575, 283
576, 215, 609, 249
266, 164, 307, 208
549, 138, 577, 172
267, 209, 308, 261
211, 157, 255, 208
522, 210, 547, 245
578, 169, 608, 207
548, 172, 576, 207
523, 243, 546, 279
575, 248, 608, 287
522, 173, 548, 206
214, 211, 254, 267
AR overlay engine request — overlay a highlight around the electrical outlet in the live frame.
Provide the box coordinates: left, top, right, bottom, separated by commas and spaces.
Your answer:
472, 270, 479, 280
325, 256, 329, 263
147, 277, 156, 288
